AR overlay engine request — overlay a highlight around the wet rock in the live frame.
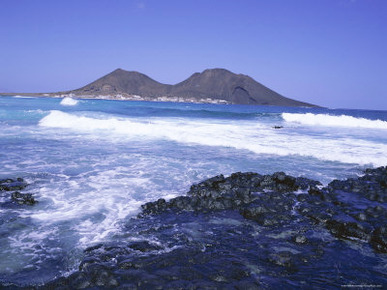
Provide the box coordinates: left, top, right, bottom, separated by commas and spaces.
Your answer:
240, 193, 293, 227
363, 206, 387, 227
295, 177, 322, 191
189, 174, 226, 192
84, 243, 104, 253
141, 198, 168, 215
293, 235, 308, 244
84, 263, 118, 287
0, 178, 38, 207
355, 213, 367, 221
69, 272, 92, 289
127, 241, 163, 252
268, 251, 296, 269
0, 178, 28, 191
79, 256, 102, 271
328, 167, 387, 202
308, 187, 324, 198
326, 220, 370, 242
240, 204, 269, 221
140, 172, 320, 218
305, 211, 332, 225
370, 226, 387, 253
11, 191, 37, 205
16, 167, 387, 289
258, 172, 298, 192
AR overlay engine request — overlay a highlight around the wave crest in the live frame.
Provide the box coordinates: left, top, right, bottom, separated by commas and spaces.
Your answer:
60, 97, 79, 106
38, 111, 387, 166
282, 113, 387, 129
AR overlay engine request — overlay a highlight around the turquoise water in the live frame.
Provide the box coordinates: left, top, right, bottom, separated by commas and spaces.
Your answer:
0, 95, 386, 284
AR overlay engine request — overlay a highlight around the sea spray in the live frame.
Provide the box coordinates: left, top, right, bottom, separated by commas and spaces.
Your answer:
282, 112, 387, 129
60, 97, 79, 106
1, 96, 387, 286
39, 110, 387, 166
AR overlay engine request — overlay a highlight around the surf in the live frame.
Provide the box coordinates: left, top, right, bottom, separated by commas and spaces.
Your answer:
60, 97, 79, 106
39, 110, 387, 166
282, 113, 387, 129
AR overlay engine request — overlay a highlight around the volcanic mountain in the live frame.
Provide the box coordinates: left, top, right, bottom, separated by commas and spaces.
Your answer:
68, 68, 316, 107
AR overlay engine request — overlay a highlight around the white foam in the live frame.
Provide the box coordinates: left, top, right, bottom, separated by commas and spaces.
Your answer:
282, 113, 387, 129
12, 95, 36, 99
23, 167, 165, 247
38, 110, 387, 167
60, 97, 79, 106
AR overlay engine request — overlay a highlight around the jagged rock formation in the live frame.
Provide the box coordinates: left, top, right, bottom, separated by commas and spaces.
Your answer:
0, 178, 37, 206
28, 167, 386, 289
68, 68, 316, 107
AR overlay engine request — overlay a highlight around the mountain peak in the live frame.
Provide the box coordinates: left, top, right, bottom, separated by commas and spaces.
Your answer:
69, 68, 316, 107
110, 68, 127, 74
201, 68, 232, 74
109, 68, 142, 76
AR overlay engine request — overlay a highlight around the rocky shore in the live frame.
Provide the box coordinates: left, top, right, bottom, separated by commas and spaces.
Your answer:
0, 178, 37, 206
2, 167, 386, 289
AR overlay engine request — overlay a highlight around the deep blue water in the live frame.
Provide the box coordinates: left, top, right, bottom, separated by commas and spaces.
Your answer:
0, 95, 386, 285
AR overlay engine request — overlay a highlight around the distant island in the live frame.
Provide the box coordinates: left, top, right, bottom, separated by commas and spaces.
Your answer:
1, 68, 317, 107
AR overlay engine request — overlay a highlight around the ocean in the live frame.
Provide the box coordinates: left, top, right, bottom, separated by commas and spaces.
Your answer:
0, 95, 386, 286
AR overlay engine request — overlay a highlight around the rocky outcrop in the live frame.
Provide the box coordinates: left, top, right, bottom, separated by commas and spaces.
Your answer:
38, 167, 386, 289
140, 171, 321, 217
11, 191, 37, 205
0, 178, 37, 206
0, 178, 27, 191
327, 166, 387, 202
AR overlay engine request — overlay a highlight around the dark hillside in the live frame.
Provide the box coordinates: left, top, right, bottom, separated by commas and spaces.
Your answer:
69, 68, 316, 107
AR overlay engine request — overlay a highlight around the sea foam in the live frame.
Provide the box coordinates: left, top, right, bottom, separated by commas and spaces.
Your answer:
12, 95, 36, 99
60, 97, 79, 106
39, 110, 387, 166
282, 113, 387, 129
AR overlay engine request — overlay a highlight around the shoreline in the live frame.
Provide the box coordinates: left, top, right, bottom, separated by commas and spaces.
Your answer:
0, 92, 321, 107
1, 167, 386, 288
0, 92, 229, 105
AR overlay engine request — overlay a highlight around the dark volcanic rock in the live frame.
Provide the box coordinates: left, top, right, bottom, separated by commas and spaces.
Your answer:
8, 167, 387, 289
370, 226, 387, 253
0, 178, 28, 191
11, 191, 37, 205
326, 219, 371, 241
0, 178, 37, 206
140, 171, 321, 217
328, 166, 387, 202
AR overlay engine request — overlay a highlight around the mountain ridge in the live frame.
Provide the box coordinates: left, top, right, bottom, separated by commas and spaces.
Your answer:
2, 68, 318, 107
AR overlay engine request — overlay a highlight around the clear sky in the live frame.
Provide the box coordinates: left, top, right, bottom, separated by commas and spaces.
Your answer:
0, 0, 386, 109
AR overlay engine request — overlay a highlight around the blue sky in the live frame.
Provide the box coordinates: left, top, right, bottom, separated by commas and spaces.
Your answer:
0, 0, 386, 109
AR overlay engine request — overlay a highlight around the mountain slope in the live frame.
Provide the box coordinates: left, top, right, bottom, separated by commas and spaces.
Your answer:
69, 68, 316, 107
170, 68, 310, 106
73, 68, 170, 97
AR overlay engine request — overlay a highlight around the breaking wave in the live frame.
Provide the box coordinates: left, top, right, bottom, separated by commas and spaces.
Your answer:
12, 95, 36, 99
39, 110, 387, 166
282, 113, 387, 129
60, 97, 79, 106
